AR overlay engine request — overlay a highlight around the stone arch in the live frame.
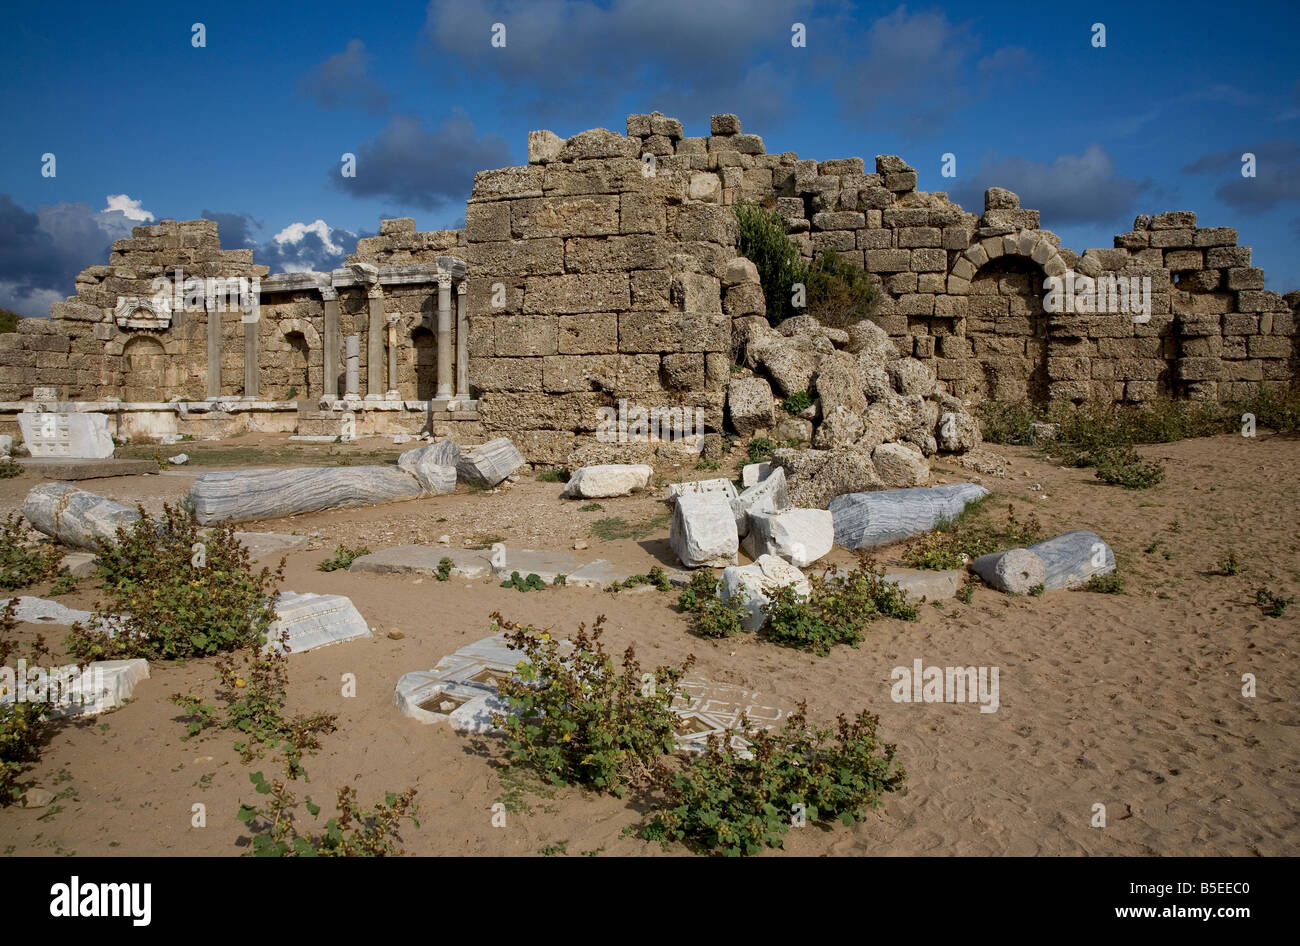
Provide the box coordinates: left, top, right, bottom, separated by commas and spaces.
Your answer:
949, 230, 1064, 405
271, 318, 321, 400
119, 335, 172, 401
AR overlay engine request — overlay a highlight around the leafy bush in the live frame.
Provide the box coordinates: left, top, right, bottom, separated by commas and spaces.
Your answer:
1256, 588, 1293, 617
172, 638, 337, 780
735, 203, 805, 324
0, 307, 19, 334
676, 570, 719, 613
537, 468, 570, 483
613, 566, 672, 592
761, 559, 918, 655
490, 612, 694, 795
747, 437, 776, 464
676, 571, 744, 638
902, 500, 1044, 570
645, 703, 906, 856
435, 557, 453, 581
237, 771, 418, 857
66, 504, 282, 661
1083, 573, 1125, 594
782, 391, 813, 415
0, 598, 50, 805
501, 571, 546, 592
317, 543, 368, 572
0, 457, 22, 479
1093, 446, 1164, 489
803, 249, 880, 328
0, 514, 64, 590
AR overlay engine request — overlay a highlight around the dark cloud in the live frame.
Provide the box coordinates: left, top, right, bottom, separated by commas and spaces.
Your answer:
424, 0, 814, 129
297, 39, 392, 113
200, 208, 260, 249
332, 114, 512, 211
950, 145, 1152, 227
1182, 139, 1300, 214
0, 195, 151, 317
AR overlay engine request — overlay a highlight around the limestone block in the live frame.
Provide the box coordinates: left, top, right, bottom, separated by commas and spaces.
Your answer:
560, 464, 653, 498
670, 492, 739, 568
668, 478, 738, 502
727, 376, 775, 436
742, 508, 834, 567
730, 466, 790, 538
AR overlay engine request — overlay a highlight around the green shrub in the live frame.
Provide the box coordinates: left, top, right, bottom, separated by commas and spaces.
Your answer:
735, 203, 805, 324
237, 772, 418, 857
1093, 446, 1164, 489
803, 249, 880, 328
578, 503, 603, 512
781, 391, 813, 415
537, 468, 570, 483
0, 597, 51, 805
317, 543, 368, 572
761, 559, 918, 655
490, 612, 694, 795
976, 402, 1043, 446
0, 457, 22, 479
1256, 588, 1293, 617
747, 437, 776, 464
435, 557, 453, 581
172, 638, 337, 780
1083, 572, 1125, 594
0, 308, 19, 334
677, 570, 719, 613
902, 500, 1043, 570
501, 571, 547, 592
615, 566, 672, 592
692, 597, 747, 639
66, 504, 282, 661
645, 703, 906, 856
0, 514, 64, 590
1218, 551, 1242, 576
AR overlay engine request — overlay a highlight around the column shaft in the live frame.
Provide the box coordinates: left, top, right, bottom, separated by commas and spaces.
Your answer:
455, 282, 469, 397
323, 292, 339, 399
367, 288, 385, 396
436, 276, 452, 398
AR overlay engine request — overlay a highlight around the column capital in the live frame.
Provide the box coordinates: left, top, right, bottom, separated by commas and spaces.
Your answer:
437, 273, 453, 291
366, 284, 385, 300
320, 286, 338, 301
455, 280, 467, 295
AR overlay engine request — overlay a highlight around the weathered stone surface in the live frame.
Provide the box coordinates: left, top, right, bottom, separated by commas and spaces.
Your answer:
936, 410, 981, 452
0, 595, 95, 625
234, 532, 309, 561
456, 437, 526, 488
16, 457, 157, 480
846, 319, 899, 361
887, 358, 937, 397
741, 462, 772, 487
727, 376, 775, 436
560, 463, 653, 498
265, 592, 372, 654
670, 492, 739, 567
1029, 530, 1116, 590
668, 478, 738, 502
971, 547, 1047, 594
829, 482, 989, 549
397, 442, 460, 495
730, 466, 790, 537
189, 466, 424, 525
18, 412, 114, 459
871, 442, 929, 488
527, 129, 565, 164
881, 567, 961, 602
742, 508, 834, 567
720, 555, 810, 632
23, 482, 141, 550
350, 545, 494, 579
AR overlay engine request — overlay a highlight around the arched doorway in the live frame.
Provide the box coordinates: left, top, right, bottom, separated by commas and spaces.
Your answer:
411, 326, 436, 400
121, 335, 169, 401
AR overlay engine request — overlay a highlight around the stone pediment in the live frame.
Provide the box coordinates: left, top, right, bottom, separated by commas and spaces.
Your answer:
113, 295, 172, 330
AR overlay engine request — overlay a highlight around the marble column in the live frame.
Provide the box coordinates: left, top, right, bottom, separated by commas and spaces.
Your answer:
242, 318, 259, 399
366, 284, 385, 398
455, 280, 469, 397
386, 315, 400, 400
345, 335, 360, 399
436, 274, 452, 398
206, 304, 222, 398
322, 286, 339, 400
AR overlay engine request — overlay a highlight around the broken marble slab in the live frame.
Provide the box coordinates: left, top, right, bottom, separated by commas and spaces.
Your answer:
188, 465, 424, 525
667, 477, 739, 502
233, 532, 309, 562
455, 437, 525, 488
829, 482, 989, 549
731, 466, 790, 538
742, 508, 834, 567
33, 659, 150, 719
670, 492, 739, 568
741, 462, 772, 488
23, 482, 142, 551
720, 555, 811, 632
348, 545, 494, 579
396, 441, 459, 495
396, 632, 789, 753
1, 595, 95, 626
1028, 530, 1115, 590
265, 592, 372, 654
561, 464, 653, 499
18, 412, 114, 459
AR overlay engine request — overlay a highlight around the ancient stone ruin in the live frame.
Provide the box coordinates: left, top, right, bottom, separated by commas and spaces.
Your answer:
2, 111, 1295, 471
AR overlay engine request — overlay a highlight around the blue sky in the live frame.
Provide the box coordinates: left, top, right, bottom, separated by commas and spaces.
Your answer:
2, 0, 1297, 318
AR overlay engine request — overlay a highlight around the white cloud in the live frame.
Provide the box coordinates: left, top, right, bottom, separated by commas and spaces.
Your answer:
273, 219, 344, 256
102, 194, 154, 222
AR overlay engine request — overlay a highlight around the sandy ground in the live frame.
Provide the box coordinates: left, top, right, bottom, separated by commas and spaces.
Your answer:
0, 431, 1296, 857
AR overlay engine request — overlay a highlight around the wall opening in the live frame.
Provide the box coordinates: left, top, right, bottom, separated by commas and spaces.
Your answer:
120, 335, 169, 401
411, 326, 437, 400
966, 256, 1050, 404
